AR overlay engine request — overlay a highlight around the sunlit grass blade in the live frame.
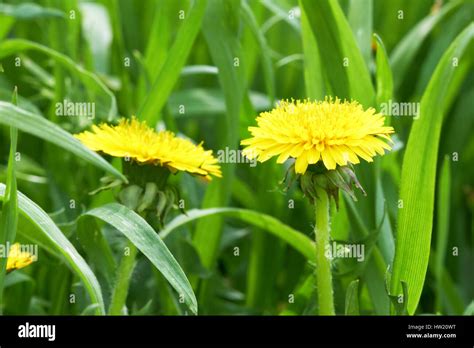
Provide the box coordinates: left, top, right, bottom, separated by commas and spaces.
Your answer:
0, 183, 105, 315
82, 203, 198, 315
300, 4, 325, 100
136, 0, 174, 102
347, 0, 373, 67
373, 33, 393, 107
391, 23, 474, 314
138, 0, 207, 125
0, 2, 65, 19
300, 0, 374, 106
0, 102, 126, 182
161, 208, 315, 262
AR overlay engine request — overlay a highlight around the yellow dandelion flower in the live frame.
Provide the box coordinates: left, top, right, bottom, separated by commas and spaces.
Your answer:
6, 243, 35, 273
75, 117, 222, 180
241, 98, 394, 174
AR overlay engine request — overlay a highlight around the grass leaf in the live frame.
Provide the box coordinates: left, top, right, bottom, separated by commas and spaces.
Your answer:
435, 156, 451, 312
138, 0, 207, 125
389, 0, 464, 91
0, 184, 105, 315
300, 0, 374, 106
345, 279, 360, 315
82, 203, 198, 315
391, 23, 474, 314
0, 91, 18, 312
193, 0, 246, 272
161, 208, 315, 262
0, 39, 117, 119
373, 33, 393, 106
0, 102, 126, 182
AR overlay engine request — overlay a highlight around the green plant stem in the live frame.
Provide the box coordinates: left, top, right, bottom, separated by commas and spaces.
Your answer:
314, 186, 335, 315
109, 239, 138, 315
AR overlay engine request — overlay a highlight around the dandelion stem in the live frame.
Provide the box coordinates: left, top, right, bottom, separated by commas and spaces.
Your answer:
314, 186, 335, 315
109, 239, 138, 315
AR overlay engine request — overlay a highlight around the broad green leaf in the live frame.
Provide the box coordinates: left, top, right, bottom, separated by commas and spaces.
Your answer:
0, 102, 126, 182
391, 24, 474, 314
139, 0, 207, 125
0, 183, 105, 315
300, 0, 374, 106
81, 203, 198, 315
161, 208, 315, 262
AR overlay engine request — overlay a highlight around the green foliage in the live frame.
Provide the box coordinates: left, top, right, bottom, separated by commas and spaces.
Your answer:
0, 0, 472, 316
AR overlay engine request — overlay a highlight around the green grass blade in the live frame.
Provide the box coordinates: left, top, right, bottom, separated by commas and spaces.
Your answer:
345, 279, 360, 315
391, 23, 474, 314
300, 3, 325, 100
0, 39, 117, 119
373, 33, 393, 107
435, 156, 451, 312
373, 33, 396, 266
161, 208, 315, 262
260, 0, 300, 32
300, 0, 374, 105
103, 0, 133, 115
138, 0, 207, 125
347, 0, 373, 67
241, 1, 275, 103
0, 2, 65, 19
82, 203, 198, 315
0, 92, 18, 313
389, 0, 464, 91
136, 0, 174, 102
77, 218, 116, 293
193, 0, 246, 273
0, 102, 126, 182
0, 183, 105, 315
